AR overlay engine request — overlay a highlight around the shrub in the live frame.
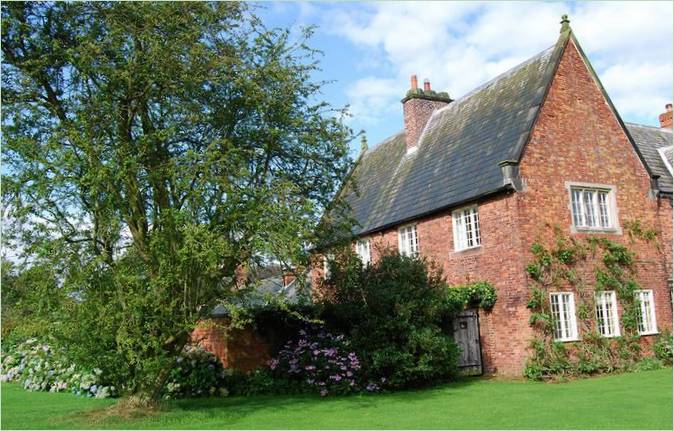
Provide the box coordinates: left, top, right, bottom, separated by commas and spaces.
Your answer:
653, 331, 673, 365
1, 339, 231, 399
269, 327, 369, 396
633, 357, 664, 372
0, 339, 116, 398
320, 250, 462, 389
163, 345, 229, 399
224, 369, 287, 396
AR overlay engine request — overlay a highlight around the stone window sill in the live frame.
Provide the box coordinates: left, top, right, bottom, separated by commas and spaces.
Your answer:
450, 245, 482, 257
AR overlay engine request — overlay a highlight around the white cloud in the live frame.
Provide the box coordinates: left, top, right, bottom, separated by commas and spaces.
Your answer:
345, 77, 399, 127
325, 1, 673, 139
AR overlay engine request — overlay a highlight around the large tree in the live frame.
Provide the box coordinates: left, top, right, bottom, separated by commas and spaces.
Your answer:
2, 1, 352, 401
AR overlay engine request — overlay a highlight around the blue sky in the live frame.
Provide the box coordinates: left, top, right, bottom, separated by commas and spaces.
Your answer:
258, 2, 673, 157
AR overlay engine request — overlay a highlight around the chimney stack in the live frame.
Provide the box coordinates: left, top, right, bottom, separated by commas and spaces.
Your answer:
659, 103, 673, 129
402, 74, 452, 154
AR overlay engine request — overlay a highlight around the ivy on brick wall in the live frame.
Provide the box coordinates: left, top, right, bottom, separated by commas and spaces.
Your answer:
446, 281, 497, 311
523, 222, 664, 381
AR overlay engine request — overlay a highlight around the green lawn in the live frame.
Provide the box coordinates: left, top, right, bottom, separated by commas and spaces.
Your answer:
2, 368, 672, 429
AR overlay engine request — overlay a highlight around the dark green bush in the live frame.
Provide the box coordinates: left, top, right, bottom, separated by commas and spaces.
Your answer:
224, 369, 303, 396
654, 331, 673, 365
164, 345, 229, 399
319, 249, 461, 389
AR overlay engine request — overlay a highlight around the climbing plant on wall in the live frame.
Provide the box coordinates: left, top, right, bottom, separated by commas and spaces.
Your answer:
523, 222, 662, 381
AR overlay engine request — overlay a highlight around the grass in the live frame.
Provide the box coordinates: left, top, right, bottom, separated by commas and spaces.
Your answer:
2, 368, 672, 429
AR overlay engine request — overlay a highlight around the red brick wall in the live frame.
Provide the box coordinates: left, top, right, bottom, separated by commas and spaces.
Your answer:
313, 37, 672, 378
516, 38, 672, 355
403, 97, 449, 152
357, 191, 531, 376
191, 318, 272, 372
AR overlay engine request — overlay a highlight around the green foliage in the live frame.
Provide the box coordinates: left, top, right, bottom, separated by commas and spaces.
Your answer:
164, 345, 229, 399
223, 369, 299, 397
268, 327, 369, 396
0, 261, 66, 347
633, 357, 664, 372
1, 339, 116, 398
524, 227, 655, 381
625, 219, 659, 243
1, 339, 235, 400
2, 2, 353, 400
319, 249, 493, 389
653, 331, 673, 365
446, 281, 497, 310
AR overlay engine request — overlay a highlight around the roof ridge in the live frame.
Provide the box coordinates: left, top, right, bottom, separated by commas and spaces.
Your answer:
625, 122, 673, 133
433, 43, 557, 116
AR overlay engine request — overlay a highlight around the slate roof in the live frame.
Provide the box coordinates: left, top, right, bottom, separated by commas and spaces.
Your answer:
344, 39, 563, 236
625, 123, 673, 194
342, 28, 671, 237
211, 275, 310, 317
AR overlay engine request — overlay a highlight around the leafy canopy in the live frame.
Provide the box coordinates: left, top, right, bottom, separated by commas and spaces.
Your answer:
2, 1, 353, 398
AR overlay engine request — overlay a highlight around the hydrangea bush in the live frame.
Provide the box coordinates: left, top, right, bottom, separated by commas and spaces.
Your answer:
1, 339, 231, 399
269, 327, 378, 396
0, 339, 116, 398
164, 344, 230, 399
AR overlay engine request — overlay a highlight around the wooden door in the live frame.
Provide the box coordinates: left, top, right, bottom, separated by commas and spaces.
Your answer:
452, 309, 482, 375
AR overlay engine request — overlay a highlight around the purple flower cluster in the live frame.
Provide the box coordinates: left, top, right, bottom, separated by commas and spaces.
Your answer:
268, 328, 363, 396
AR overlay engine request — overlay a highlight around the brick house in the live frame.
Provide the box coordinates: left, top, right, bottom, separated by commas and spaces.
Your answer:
316, 16, 673, 377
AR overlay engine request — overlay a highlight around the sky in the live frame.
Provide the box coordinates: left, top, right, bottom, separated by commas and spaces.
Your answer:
257, 1, 673, 157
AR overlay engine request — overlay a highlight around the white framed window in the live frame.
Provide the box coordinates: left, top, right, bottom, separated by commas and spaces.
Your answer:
635, 290, 658, 335
452, 205, 481, 251
568, 184, 616, 231
355, 239, 371, 265
550, 292, 578, 342
398, 225, 419, 258
595, 291, 620, 337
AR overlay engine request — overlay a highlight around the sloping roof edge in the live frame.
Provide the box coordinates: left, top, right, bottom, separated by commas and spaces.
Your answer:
509, 28, 571, 162
512, 29, 656, 179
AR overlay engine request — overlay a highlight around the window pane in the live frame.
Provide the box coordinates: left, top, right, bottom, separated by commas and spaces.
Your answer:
596, 297, 606, 335
454, 212, 465, 250
642, 292, 653, 333
598, 192, 610, 227
551, 295, 562, 340
473, 209, 481, 246
464, 210, 474, 247
636, 291, 646, 333
561, 294, 571, 339
583, 190, 596, 227
572, 191, 581, 225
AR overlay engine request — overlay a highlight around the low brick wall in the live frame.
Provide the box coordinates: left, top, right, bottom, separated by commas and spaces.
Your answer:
191, 317, 272, 372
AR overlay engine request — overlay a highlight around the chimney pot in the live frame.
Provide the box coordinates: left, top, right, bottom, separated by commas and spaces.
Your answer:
423, 79, 431, 91
659, 102, 673, 129
410, 75, 418, 90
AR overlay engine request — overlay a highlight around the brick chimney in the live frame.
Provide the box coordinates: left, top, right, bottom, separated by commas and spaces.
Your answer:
402, 75, 452, 154
659, 103, 673, 129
